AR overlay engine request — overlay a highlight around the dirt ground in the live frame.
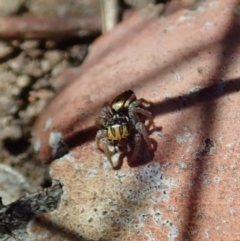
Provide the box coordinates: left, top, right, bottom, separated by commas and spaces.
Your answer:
0, 0, 99, 191
0, 39, 89, 187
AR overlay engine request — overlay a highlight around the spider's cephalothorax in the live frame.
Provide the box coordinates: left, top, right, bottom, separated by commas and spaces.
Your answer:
96, 90, 154, 169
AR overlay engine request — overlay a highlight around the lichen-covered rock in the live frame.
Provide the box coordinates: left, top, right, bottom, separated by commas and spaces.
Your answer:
31, 1, 240, 240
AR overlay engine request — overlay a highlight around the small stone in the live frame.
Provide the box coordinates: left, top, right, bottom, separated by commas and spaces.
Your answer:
0, 96, 15, 115
1, 125, 22, 140
11, 86, 21, 96
19, 99, 47, 121
44, 50, 64, 66
0, 0, 25, 16
0, 41, 14, 59
51, 60, 69, 77
27, 49, 44, 59
0, 71, 17, 84
69, 45, 88, 64
0, 116, 13, 126
8, 53, 26, 73
40, 59, 52, 73
19, 105, 39, 120
20, 40, 40, 50
23, 60, 43, 78
10, 40, 21, 48
0, 164, 37, 205
16, 75, 31, 88
45, 41, 57, 49
29, 89, 53, 100
32, 78, 51, 90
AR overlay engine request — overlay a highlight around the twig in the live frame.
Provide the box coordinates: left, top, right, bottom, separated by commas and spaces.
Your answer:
0, 16, 101, 40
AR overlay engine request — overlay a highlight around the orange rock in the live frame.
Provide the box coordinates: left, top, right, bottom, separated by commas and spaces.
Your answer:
31, 1, 240, 240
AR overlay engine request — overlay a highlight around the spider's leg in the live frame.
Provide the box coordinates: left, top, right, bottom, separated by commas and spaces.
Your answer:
129, 101, 155, 128
96, 105, 112, 127
96, 130, 113, 167
130, 132, 141, 164
101, 137, 115, 168
96, 129, 117, 168
134, 107, 155, 128
139, 98, 153, 107
96, 129, 107, 150
135, 122, 152, 150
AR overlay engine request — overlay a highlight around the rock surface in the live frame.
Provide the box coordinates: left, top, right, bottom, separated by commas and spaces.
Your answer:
31, 1, 240, 240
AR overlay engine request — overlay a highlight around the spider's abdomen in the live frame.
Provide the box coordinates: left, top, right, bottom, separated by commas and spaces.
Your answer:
107, 123, 130, 141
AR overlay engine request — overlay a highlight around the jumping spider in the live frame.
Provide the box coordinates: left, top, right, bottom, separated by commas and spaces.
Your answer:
96, 90, 155, 169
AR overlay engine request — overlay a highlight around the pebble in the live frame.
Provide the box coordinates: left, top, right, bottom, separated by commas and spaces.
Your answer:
69, 45, 88, 64
0, 96, 15, 115
51, 60, 69, 77
0, 164, 36, 205
23, 60, 43, 78
0, 41, 14, 59
0, 71, 17, 84
20, 40, 40, 51
0, 0, 25, 16
44, 50, 64, 66
1, 125, 22, 140
11, 86, 21, 96
27, 49, 44, 59
8, 53, 26, 73
16, 75, 31, 88
40, 59, 52, 73
32, 78, 50, 89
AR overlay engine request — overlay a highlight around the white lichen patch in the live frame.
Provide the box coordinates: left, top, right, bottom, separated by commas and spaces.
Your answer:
48, 131, 68, 158
150, 208, 179, 241
209, 1, 219, 9
165, 25, 175, 32
176, 134, 188, 144
177, 14, 195, 24
64, 161, 178, 241
49, 131, 62, 151
152, 130, 169, 142
215, 225, 222, 231
205, 21, 214, 30
197, 5, 206, 13
204, 230, 210, 239
177, 160, 188, 170
213, 176, 220, 183
189, 85, 203, 94
229, 208, 236, 215
44, 117, 53, 131
164, 93, 172, 99
33, 138, 41, 152
116, 162, 176, 204
84, 169, 98, 178
176, 129, 192, 144
64, 152, 75, 162
226, 142, 234, 148
173, 72, 181, 82
145, 230, 156, 241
